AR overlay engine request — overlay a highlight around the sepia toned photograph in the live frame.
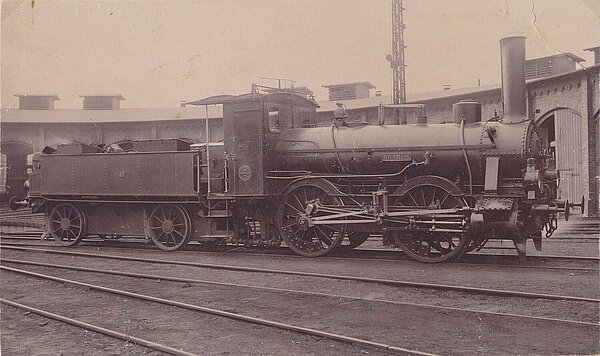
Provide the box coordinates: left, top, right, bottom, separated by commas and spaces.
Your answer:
1, 1, 599, 355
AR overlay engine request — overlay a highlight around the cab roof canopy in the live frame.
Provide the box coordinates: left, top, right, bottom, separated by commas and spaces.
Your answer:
182, 91, 318, 108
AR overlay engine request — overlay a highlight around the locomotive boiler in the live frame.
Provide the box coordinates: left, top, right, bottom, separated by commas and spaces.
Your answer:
15, 36, 583, 263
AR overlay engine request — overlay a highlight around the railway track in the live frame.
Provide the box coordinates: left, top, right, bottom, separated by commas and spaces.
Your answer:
1, 265, 437, 356
0, 212, 42, 219
2, 257, 597, 327
0, 211, 44, 221
2, 245, 598, 303
1, 298, 197, 356
3, 224, 598, 355
0, 208, 40, 217
3, 233, 599, 245
3, 255, 598, 355
1, 239, 598, 272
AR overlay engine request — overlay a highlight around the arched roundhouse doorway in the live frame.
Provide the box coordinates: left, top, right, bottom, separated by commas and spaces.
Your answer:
537, 108, 586, 214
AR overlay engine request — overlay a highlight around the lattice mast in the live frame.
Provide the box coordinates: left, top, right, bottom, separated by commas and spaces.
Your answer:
391, 0, 407, 104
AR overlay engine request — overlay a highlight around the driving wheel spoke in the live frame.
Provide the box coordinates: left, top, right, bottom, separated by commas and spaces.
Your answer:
315, 226, 334, 246
285, 201, 302, 214
408, 192, 419, 207
320, 224, 340, 233
430, 187, 437, 206
309, 230, 323, 250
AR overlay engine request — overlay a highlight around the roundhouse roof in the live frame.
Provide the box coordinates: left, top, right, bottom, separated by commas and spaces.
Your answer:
1, 106, 222, 124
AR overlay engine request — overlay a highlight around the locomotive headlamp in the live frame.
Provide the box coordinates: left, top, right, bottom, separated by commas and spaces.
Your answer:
524, 158, 540, 185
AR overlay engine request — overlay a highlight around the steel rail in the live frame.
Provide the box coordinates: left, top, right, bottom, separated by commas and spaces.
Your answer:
0, 211, 42, 218
349, 247, 600, 262
2, 258, 597, 327
10, 233, 597, 241
544, 238, 600, 242
219, 246, 599, 271
0, 237, 41, 241
0, 298, 199, 356
2, 245, 599, 303
1, 232, 43, 236
467, 252, 600, 261
1, 242, 597, 271
1, 265, 438, 356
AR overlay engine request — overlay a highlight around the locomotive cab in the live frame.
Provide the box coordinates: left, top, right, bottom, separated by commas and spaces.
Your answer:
220, 90, 319, 197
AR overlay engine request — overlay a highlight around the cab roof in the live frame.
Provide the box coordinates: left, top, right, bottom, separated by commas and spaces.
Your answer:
183, 90, 319, 108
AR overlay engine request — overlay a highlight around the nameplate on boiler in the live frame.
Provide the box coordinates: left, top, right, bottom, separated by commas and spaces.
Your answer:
381, 152, 412, 162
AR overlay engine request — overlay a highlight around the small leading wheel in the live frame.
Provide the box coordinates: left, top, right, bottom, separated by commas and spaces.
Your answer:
47, 203, 87, 246
277, 179, 347, 257
393, 180, 471, 263
147, 204, 191, 251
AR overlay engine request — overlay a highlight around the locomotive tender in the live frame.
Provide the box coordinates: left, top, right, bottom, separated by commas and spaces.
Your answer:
16, 36, 583, 262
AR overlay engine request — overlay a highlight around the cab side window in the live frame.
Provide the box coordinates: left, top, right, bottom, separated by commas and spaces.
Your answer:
267, 106, 280, 133
300, 109, 315, 128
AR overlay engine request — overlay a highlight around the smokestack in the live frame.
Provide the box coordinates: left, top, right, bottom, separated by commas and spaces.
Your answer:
500, 36, 527, 123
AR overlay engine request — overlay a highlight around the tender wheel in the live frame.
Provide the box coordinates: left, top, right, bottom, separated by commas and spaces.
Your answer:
277, 179, 347, 257
393, 181, 470, 263
342, 232, 370, 249
147, 204, 191, 251
47, 203, 87, 246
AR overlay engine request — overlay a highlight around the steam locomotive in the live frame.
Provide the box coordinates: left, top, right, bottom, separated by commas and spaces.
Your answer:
13, 36, 583, 262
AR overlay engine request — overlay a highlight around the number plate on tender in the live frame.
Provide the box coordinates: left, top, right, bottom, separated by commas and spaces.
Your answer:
381, 152, 412, 162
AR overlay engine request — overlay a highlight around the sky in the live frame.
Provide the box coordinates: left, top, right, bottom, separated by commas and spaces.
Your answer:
1, 0, 599, 109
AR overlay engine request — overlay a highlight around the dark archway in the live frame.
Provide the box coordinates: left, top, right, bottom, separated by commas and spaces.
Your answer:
0, 141, 33, 201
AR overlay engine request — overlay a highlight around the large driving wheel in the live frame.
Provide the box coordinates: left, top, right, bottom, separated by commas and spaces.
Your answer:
47, 203, 87, 246
147, 204, 191, 251
393, 180, 471, 263
277, 179, 347, 257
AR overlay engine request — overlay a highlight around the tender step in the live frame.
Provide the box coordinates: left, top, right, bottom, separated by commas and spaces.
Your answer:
205, 210, 232, 218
